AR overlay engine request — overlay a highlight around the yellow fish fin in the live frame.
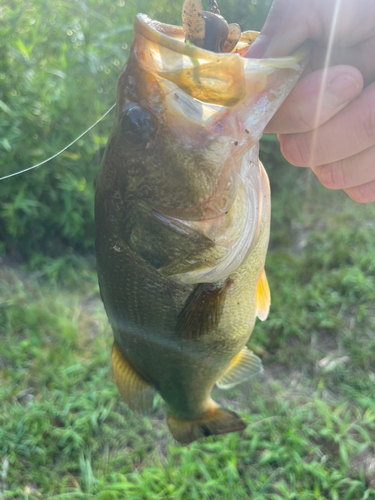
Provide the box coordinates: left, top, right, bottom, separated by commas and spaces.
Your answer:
111, 342, 155, 413
167, 401, 246, 444
256, 268, 271, 321
216, 347, 263, 389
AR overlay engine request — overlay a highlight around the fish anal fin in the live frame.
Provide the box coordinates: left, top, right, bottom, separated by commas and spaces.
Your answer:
167, 402, 246, 444
216, 347, 263, 389
111, 342, 155, 413
256, 268, 271, 321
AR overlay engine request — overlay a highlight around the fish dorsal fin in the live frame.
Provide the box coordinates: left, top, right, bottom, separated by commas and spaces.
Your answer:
256, 268, 271, 321
216, 347, 263, 389
111, 342, 155, 413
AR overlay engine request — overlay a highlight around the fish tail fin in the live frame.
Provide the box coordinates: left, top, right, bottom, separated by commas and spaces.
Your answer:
167, 402, 246, 444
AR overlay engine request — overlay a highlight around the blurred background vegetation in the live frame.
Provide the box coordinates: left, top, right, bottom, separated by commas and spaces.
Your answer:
1, 0, 375, 499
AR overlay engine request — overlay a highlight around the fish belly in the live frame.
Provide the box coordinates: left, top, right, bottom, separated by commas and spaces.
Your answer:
96, 163, 270, 420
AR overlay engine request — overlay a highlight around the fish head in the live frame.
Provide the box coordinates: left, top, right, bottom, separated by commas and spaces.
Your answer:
99, 14, 309, 283
103, 14, 308, 224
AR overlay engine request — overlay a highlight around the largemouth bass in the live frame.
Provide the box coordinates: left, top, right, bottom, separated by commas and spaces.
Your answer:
95, 4, 308, 444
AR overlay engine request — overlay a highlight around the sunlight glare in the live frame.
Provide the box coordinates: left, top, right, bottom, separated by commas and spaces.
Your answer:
310, 0, 343, 167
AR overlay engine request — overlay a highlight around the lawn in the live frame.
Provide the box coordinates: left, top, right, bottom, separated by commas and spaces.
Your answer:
1, 164, 375, 499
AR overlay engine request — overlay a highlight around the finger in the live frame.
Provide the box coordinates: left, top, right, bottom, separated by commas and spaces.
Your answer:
313, 144, 375, 190
345, 180, 375, 204
309, 37, 375, 87
245, 0, 324, 58
265, 66, 363, 134
245, 0, 375, 59
279, 82, 375, 167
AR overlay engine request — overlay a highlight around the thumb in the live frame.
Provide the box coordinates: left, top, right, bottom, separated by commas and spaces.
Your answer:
265, 65, 363, 134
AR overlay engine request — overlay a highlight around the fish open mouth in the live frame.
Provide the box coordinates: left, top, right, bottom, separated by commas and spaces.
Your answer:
131, 13, 309, 153
112, 13, 310, 283
134, 13, 309, 108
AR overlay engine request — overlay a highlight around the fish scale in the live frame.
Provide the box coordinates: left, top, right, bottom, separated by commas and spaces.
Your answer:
95, 9, 308, 443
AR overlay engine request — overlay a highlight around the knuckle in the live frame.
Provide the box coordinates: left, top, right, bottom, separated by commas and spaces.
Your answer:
346, 183, 375, 204
346, 189, 367, 203
358, 101, 375, 146
288, 99, 315, 131
314, 163, 345, 190
280, 133, 312, 166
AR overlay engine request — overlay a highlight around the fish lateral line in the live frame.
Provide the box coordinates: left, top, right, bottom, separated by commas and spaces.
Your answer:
0, 103, 116, 182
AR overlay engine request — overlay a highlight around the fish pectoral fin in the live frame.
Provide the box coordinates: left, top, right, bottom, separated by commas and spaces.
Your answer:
216, 347, 263, 389
256, 268, 271, 321
176, 280, 232, 340
167, 402, 246, 444
111, 342, 155, 413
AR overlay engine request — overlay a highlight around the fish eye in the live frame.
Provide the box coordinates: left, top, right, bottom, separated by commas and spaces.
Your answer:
120, 105, 155, 146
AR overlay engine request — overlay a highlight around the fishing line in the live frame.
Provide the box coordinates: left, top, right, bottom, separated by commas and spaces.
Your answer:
0, 103, 116, 181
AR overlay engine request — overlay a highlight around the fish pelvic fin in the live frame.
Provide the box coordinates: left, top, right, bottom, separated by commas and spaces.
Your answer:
216, 346, 263, 389
167, 402, 246, 444
111, 342, 155, 413
256, 268, 271, 321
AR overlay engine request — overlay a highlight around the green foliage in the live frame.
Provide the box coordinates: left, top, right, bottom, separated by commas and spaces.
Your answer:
0, 0, 272, 259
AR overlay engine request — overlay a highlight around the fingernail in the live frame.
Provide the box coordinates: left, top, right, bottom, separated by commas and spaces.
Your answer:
327, 73, 362, 106
244, 35, 270, 59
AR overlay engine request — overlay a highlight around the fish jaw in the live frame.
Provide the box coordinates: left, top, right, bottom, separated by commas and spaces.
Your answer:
133, 13, 309, 141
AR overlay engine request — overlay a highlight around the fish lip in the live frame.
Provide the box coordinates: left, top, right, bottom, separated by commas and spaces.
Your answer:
134, 13, 309, 66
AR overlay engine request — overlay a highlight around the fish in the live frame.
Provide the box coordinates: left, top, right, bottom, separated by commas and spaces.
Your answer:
95, 2, 308, 444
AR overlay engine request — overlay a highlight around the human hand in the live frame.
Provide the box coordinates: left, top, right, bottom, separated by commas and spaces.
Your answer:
246, 0, 375, 203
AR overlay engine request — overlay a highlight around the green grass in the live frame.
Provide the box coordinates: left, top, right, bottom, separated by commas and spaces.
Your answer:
1, 169, 375, 499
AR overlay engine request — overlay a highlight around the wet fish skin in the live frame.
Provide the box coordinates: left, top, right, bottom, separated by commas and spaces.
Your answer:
96, 163, 269, 436
95, 14, 308, 444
